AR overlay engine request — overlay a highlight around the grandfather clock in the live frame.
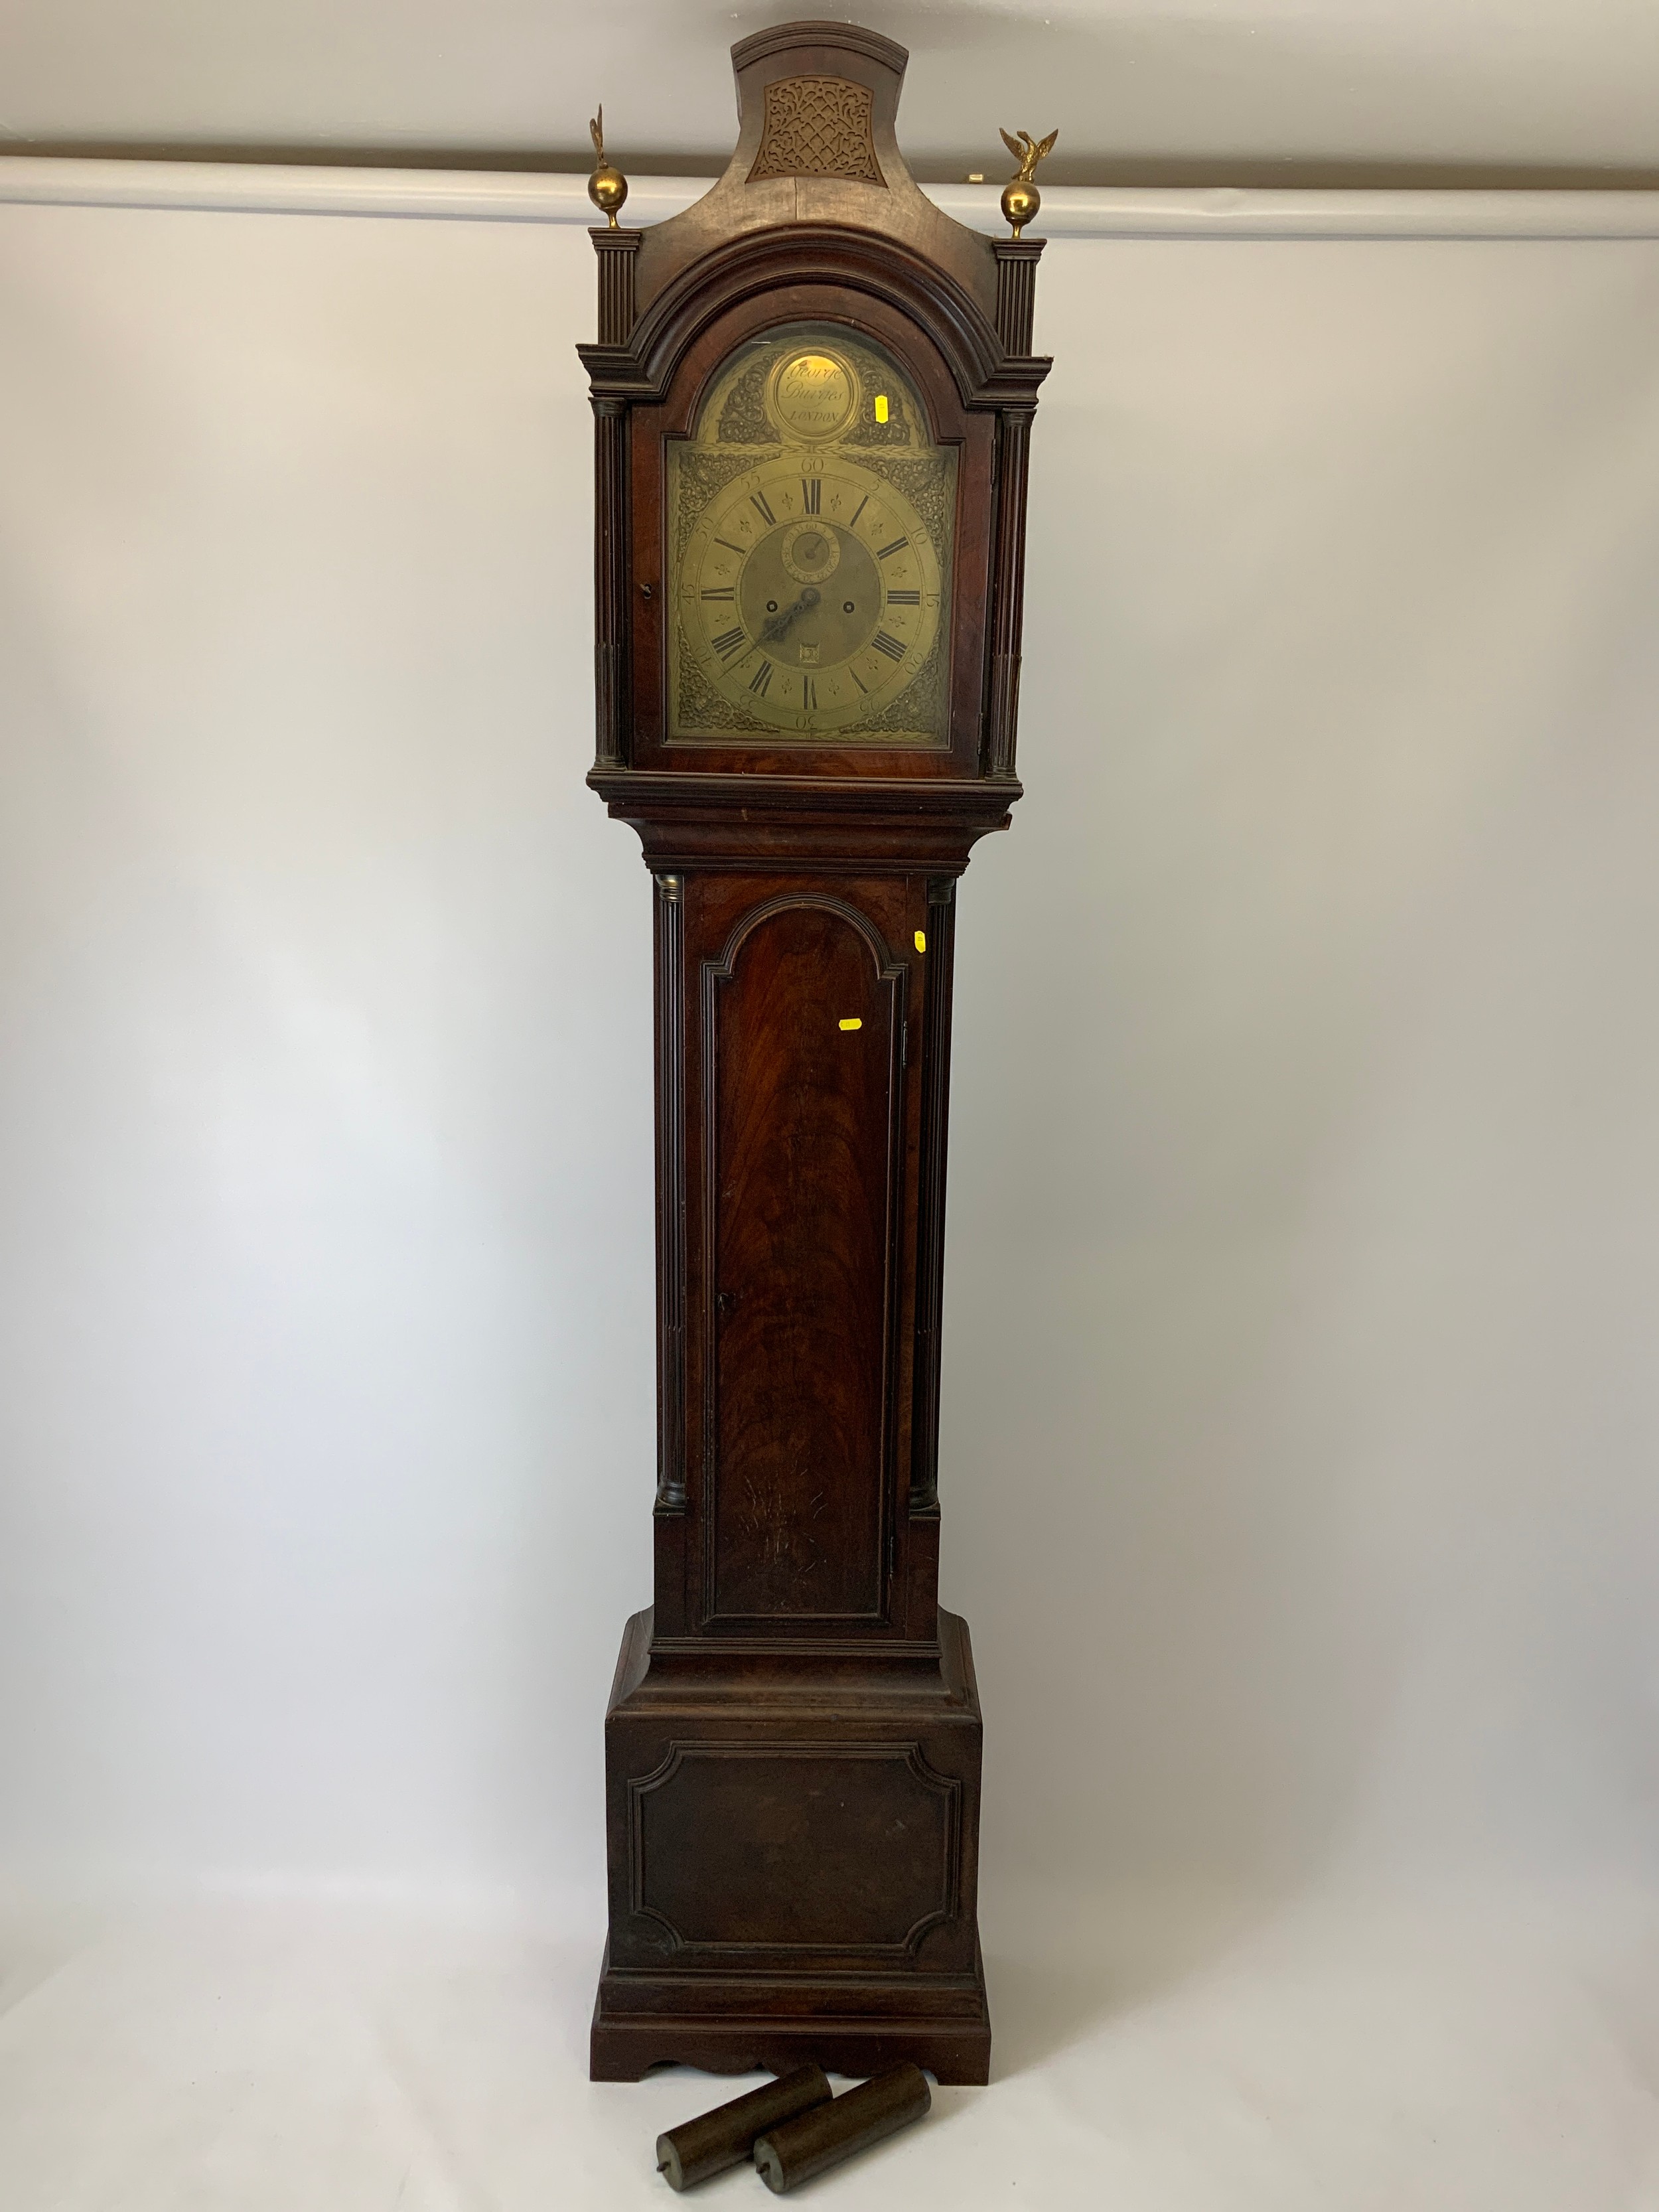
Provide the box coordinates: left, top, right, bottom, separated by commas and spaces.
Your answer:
581, 20, 1049, 2085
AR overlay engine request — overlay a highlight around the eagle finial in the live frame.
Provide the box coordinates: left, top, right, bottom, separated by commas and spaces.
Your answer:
997, 125, 1058, 236
587, 104, 629, 230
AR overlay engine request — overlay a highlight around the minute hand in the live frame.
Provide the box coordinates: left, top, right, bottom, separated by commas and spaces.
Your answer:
758, 586, 820, 644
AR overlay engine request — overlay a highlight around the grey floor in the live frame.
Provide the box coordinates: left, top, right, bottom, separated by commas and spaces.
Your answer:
0, 1880, 1654, 2209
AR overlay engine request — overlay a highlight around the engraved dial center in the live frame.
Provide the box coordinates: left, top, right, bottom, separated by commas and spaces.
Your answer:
743, 524, 879, 668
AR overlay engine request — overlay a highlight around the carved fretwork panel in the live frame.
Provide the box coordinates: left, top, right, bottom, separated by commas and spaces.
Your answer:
748, 75, 885, 184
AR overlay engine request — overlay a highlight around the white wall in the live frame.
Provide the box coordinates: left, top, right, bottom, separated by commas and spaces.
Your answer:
3, 200, 1659, 1925
954, 238, 1659, 1900
0, 206, 650, 1909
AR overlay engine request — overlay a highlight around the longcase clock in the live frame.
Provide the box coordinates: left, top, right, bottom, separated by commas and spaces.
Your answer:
580, 19, 1049, 2085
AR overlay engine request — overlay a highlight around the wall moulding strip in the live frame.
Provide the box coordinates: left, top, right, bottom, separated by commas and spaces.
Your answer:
5, 157, 1659, 240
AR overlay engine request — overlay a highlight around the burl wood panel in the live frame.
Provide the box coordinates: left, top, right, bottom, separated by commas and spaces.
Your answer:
706, 899, 904, 1621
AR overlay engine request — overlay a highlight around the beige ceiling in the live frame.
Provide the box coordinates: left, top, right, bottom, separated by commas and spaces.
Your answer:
3, 1, 1659, 183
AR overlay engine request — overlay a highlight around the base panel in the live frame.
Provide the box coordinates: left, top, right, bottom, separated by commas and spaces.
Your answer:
592, 1605, 990, 2083
591, 1979, 991, 2084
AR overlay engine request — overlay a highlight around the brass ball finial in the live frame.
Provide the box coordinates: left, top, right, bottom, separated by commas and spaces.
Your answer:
998, 125, 1058, 239
587, 105, 628, 229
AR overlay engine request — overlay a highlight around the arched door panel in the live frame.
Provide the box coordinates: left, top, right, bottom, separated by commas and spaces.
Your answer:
701, 897, 904, 1621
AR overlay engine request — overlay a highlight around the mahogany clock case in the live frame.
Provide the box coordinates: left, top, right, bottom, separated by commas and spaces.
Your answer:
580, 19, 1049, 2087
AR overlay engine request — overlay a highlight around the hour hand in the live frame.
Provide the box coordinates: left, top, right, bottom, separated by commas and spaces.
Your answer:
759, 586, 820, 643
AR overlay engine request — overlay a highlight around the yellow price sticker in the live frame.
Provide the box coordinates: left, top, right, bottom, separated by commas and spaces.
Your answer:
914, 930, 926, 953
874, 394, 889, 423
838, 1017, 863, 1031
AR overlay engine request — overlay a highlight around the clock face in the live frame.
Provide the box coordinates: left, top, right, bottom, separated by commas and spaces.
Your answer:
667, 329, 956, 747
682, 454, 941, 735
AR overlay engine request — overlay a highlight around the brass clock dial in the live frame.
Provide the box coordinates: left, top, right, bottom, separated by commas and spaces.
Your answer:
682, 454, 941, 735
667, 329, 956, 746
